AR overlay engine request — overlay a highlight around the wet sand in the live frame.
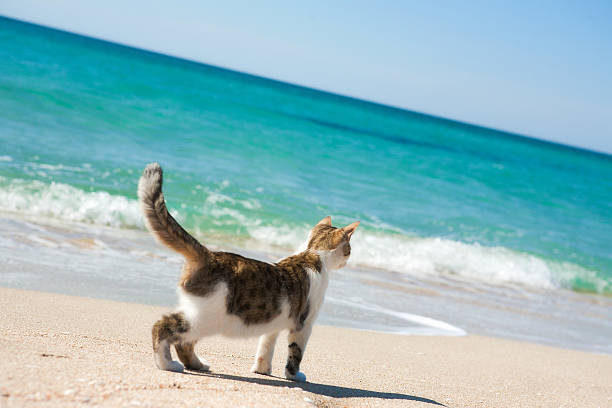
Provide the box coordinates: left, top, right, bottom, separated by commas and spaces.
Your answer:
1, 287, 611, 407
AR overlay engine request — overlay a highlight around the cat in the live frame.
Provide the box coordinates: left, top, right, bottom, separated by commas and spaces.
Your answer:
138, 163, 359, 382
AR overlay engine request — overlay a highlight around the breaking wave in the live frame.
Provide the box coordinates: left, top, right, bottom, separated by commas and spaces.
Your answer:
0, 177, 143, 229
0, 177, 608, 294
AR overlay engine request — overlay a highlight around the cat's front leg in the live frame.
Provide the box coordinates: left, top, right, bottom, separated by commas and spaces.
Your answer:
251, 331, 279, 375
285, 324, 312, 382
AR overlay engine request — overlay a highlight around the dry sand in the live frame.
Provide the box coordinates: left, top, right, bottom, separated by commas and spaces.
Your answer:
0, 287, 610, 408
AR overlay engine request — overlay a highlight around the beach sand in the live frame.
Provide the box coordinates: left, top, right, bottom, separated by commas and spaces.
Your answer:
1, 287, 610, 408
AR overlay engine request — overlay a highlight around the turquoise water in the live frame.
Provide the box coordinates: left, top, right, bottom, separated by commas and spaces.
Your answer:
1, 17, 611, 295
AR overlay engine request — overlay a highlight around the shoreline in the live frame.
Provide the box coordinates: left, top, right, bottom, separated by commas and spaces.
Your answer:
1, 287, 611, 407
1, 213, 611, 354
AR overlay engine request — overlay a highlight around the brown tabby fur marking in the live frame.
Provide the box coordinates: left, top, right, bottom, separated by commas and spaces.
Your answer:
151, 312, 190, 357
175, 341, 206, 370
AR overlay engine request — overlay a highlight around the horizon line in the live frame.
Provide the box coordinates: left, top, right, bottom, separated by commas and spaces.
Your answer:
1, 14, 610, 159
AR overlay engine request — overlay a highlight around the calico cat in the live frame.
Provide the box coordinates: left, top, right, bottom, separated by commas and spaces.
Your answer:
138, 163, 359, 382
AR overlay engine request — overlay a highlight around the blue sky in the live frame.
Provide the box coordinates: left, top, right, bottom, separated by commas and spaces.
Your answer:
2, 1, 611, 153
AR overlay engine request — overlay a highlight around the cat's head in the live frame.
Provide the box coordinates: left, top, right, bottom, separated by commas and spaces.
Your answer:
307, 216, 359, 269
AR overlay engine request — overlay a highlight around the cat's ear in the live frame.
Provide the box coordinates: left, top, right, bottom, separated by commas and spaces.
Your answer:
316, 216, 332, 226
342, 221, 360, 239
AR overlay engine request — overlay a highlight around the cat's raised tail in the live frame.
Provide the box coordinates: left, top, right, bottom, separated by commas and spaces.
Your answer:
138, 163, 208, 263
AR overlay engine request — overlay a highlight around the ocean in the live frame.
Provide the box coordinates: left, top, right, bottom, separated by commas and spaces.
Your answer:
1, 17, 611, 353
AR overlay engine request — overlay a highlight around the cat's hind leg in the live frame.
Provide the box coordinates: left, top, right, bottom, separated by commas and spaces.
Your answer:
285, 324, 312, 382
152, 312, 191, 372
175, 341, 210, 371
251, 331, 279, 375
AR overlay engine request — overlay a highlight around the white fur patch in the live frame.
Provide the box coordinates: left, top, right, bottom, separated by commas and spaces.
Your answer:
154, 339, 184, 372
177, 283, 294, 340
304, 265, 329, 324
251, 331, 279, 374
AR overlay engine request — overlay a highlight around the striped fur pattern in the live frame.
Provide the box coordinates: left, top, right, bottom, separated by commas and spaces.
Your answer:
138, 163, 208, 265
138, 163, 359, 381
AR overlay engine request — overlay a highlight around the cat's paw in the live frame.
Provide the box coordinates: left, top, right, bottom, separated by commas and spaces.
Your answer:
251, 359, 272, 375
285, 371, 307, 382
162, 360, 185, 373
186, 358, 210, 372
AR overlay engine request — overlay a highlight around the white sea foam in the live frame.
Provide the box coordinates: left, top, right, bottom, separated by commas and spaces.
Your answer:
0, 177, 604, 293
194, 201, 605, 292
205, 191, 235, 206
248, 224, 306, 248
327, 296, 466, 336
0, 178, 143, 229
30, 162, 92, 172
350, 232, 560, 288
244, 222, 602, 292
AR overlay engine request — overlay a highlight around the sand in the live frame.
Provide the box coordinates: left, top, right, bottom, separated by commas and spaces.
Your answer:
0, 287, 610, 408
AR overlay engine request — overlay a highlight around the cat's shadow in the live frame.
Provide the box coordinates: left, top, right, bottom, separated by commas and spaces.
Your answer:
183, 369, 445, 406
